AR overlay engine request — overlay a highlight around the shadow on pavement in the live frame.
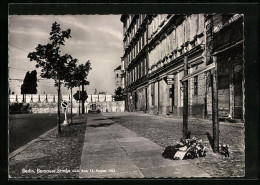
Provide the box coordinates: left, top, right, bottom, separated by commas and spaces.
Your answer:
70, 121, 87, 126
106, 117, 120, 120
87, 123, 114, 128
93, 118, 107, 121
206, 132, 214, 150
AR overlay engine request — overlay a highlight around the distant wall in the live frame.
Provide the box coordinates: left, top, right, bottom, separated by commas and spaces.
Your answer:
9, 94, 124, 113
9, 94, 113, 103
86, 101, 125, 113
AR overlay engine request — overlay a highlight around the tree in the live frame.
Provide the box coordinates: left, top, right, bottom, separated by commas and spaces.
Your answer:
64, 56, 78, 123
114, 86, 124, 101
74, 62, 92, 114
21, 70, 38, 102
21, 71, 30, 102
28, 22, 72, 134
73, 90, 88, 102
73, 90, 88, 114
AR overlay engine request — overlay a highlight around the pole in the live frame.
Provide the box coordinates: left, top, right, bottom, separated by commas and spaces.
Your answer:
212, 56, 219, 152
82, 82, 85, 114
65, 109, 67, 122
158, 80, 160, 114
57, 80, 61, 134
70, 85, 73, 124
63, 107, 68, 125
78, 85, 81, 115
183, 55, 188, 139
65, 108, 67, 122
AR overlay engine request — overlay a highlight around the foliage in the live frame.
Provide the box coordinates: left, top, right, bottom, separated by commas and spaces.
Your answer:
27, 21, 72, 134
63, 57, 78, 89
21, 70, 38, 94
27, 22, 72, 86
73, 90, 88, 102
74, 61, 92, 86
114, 86, 124, 101
73, 61, 92, 114
9, 103, 31, 114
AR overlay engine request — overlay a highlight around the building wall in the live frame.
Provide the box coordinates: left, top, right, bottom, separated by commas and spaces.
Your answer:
114, 68, 122, 88
146, 14, 206, 116
121, 14, 244, 120
121, 14, 207, 117
208, 14, 244, 120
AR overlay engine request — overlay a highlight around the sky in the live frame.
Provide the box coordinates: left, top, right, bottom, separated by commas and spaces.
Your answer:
8, 15, 123, 95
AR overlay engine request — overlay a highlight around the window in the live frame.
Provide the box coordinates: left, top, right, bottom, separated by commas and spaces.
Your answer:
140, 61, 143, 77
135, 66, 138, 81
143, 59, 146, 75
116, 74, 119, 78
139, 39, 141, 52
151, 83, 155, 106
139, 63, 141, 78
194, 76, 198, 96
136, 65, 139, 80
142, 32, 145, 46
218, 75, 229, 89
180, 81, 183, 107
146, 57, 148, 74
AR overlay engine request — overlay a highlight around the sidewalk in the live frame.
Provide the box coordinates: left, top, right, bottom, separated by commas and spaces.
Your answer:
79, 113, 211, 178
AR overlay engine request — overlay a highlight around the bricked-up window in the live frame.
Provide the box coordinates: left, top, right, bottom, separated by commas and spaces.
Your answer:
140, 61, 143, 77
146, 57, 149, 74
218, 75, 229, 89
136, 65, 138, 80
139, 63, 142, 78
130, 72, 132, 84
132, 69, 134, 83
135, 66, 138, 81
194, 76, 198, 96
132, 69, 134, 82
145, 30, 148, 45
139, 38, 141, 52
143, 59, 145, 76
142, 32, 145, 47
151, 83, 155, 106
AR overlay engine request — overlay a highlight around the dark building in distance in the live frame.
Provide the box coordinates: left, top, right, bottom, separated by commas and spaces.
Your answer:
114, 65, 123, 89
120, 14, 244, 120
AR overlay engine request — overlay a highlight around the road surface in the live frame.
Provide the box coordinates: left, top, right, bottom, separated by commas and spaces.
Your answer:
9, 113, 75, 153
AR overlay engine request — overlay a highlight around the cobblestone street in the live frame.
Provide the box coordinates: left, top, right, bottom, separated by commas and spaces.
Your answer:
103, 112, 245, 177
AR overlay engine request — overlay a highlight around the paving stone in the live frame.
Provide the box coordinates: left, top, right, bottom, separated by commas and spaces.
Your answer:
82, 144, 125, 155
79, 113, 213, 178
103, 112, 245, 177
123, 143, 162, 153
132, 156, 190, 169
140, 164, 211, 178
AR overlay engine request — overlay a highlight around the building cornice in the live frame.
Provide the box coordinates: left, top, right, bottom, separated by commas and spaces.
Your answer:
127, 75, 149, 91
148, 44, 204, 80
148, 14, 185, 53
122, 15, 151, 57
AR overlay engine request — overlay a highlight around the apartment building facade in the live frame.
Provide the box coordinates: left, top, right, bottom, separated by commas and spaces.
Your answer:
120, 14, 244, 120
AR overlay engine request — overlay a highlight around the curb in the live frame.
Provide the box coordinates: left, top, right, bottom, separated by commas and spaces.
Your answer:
9, 126, 57, 160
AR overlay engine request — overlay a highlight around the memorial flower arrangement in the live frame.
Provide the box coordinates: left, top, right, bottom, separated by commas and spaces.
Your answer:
219, 144, 230, 157
162, 137, 207, 160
